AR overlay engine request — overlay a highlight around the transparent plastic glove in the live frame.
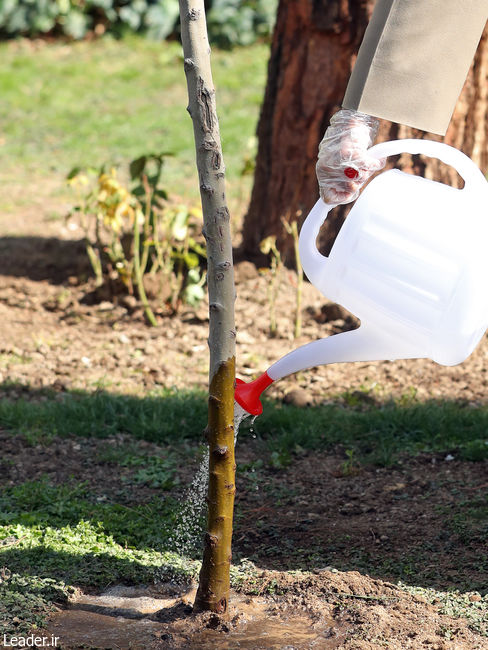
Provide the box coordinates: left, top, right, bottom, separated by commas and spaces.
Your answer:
316, 109, 386, 205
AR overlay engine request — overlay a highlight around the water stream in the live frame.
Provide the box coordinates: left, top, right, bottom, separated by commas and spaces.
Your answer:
167, 401, 252, 558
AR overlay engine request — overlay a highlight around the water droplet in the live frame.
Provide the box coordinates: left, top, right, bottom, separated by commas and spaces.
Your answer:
233, 401, 251, 444
161, 400, 253, 567
163, 447, 209, 561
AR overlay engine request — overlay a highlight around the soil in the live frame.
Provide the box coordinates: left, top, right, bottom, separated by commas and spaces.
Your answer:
42, 578, 486, 649
1, 209, 487, 648
2, 428, 487, 648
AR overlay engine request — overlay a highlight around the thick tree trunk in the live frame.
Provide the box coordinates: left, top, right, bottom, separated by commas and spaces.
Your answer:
241, 0, 488, 263
179, 0, 236, 615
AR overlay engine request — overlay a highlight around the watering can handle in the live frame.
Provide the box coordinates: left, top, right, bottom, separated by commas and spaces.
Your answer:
298, 197, 334, 287
368, 139, 487, 190
299, 139, 486, 288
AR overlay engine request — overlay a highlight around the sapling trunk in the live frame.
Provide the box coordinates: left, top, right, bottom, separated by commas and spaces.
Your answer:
179, 0, 237, 615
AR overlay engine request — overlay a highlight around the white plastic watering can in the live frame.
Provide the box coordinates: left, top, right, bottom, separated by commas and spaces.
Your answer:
235, 139, 488, 415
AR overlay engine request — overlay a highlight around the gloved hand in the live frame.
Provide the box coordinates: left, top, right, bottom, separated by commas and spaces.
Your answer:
316, 109, 386, 205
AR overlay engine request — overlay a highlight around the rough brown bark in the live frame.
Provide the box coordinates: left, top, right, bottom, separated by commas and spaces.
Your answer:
241, 0, 488, 263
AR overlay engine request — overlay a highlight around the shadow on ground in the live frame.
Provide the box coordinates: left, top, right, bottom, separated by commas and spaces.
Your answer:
0, 236, 90, 284
0, 382, 487, 595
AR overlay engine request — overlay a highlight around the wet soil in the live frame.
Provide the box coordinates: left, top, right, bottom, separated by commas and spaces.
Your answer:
1, 210, 488, 648
1, 427, 487, 647
44, 575, 486, 649
47, 584, 341, 649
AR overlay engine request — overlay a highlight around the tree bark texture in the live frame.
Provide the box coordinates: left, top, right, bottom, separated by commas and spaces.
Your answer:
197, 358, 236, 614
179, 0, 236, 615
241, 0, 488, 263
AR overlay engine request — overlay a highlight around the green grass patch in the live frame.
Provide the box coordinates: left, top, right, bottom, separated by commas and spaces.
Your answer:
437, 496, 488, 545
1, 387, 488, 464
0, 476, 200, 635
256, 395, 488, 466
0, 387, 207, 445
0, 36, 268, 209
1, 386, 487, 635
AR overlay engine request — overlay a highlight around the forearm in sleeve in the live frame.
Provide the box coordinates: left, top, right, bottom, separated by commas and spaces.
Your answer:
343, 0, 488, 135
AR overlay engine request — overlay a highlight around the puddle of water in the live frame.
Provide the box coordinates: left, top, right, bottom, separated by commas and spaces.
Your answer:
47, 585, 186, 650
47, 585, 342, 650
49, 608, 162, 649
187, 616, 336, 649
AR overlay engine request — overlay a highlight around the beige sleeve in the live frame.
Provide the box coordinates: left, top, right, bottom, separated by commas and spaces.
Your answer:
343, 0, 488, 135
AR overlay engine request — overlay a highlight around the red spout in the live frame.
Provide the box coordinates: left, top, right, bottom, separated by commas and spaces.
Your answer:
235, 372, 274, 416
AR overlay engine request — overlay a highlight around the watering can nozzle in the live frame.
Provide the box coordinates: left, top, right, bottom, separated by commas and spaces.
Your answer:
234, 372, 274, 416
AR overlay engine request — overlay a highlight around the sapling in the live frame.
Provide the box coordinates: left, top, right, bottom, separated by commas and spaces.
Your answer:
179, 0, 237, 615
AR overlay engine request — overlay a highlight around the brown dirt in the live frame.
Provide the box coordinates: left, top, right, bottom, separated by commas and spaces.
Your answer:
2, 428, 487, 648
43, 578, 486, 649
1, 212, 487, 404
1, 211, 488, 648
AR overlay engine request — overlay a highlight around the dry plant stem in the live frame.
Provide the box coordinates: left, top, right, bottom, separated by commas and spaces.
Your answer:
291, 221, 303, 338
85, 238, 103, 287
133, 213, 158, 327
140, 174, 153, 275
179, 0, 236, 615
81, 209, 103, 287
269, 258, 278, 337
281, 217, 302, 338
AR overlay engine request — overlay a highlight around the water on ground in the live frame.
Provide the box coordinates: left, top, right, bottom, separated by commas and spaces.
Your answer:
163, 401, 252, 560
47, 583, 340, 649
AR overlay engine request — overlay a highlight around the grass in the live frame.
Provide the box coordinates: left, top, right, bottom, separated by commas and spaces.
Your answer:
0, 386, 207, 445
1, 31, 485, 644
0, 385, 487, 636
0, 35, 268, 213
1, 385, 487, 463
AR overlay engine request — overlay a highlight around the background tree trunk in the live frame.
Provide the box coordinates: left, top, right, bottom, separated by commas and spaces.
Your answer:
241, 0, 488, 264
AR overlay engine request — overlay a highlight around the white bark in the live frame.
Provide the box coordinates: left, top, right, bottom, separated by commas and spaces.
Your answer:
179, 0, 237, 615
179, 0, 236, 380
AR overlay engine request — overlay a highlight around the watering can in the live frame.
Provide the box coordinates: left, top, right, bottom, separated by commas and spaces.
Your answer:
235, 139, 488, 415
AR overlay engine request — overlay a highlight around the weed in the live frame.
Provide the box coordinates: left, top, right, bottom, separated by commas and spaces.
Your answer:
340, 448, 361, 476
402, 583, 488, 637
440, 497, 488, 544
269, 449, 292, 470
67, 157, 206, 318
281, 216, 304, 339
259, 236, 283, 337
96, 441, 182, 489
0, 353, 31, 368
0, 574, 72, 636
460, 439, 488, 461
